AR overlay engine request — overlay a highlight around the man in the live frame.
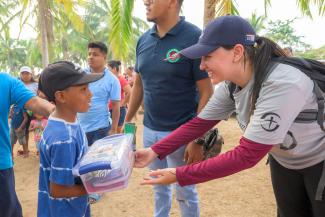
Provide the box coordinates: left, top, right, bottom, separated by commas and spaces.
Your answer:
78, 42, 121, 146
0, 72, 54, 217
125, 0, 213, 216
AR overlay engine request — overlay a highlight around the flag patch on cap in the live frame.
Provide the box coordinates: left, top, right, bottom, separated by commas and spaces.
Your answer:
245, 34, 255, 43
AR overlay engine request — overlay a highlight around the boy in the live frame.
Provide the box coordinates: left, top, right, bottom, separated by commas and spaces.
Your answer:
37, 61, 103, 217
10, 104, 28, 158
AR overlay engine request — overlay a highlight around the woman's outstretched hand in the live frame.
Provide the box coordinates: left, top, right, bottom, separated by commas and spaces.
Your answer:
134, 148, 158, 168
141, 168, 177, 185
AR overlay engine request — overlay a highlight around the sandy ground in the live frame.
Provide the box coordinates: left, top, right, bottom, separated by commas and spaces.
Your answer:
13, 116, 276, 217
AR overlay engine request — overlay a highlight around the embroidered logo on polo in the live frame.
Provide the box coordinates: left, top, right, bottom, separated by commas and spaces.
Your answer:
165, 48, 181, 63
260, 112, 281, 132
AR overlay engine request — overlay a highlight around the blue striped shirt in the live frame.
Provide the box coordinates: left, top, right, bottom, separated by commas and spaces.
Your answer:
38, 117, 90, 217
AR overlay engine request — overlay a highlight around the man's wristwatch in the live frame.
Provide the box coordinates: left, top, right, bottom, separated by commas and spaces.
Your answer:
194, 137, 205, 146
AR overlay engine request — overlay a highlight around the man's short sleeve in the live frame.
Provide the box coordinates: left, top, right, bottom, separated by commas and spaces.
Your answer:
110, 76, 121, 101
9, 76, 35, 109
49, 140, 77, 186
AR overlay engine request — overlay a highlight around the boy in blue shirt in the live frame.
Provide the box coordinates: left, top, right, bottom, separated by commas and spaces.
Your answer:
37, 61, 103, 217
10, 105, 28, 158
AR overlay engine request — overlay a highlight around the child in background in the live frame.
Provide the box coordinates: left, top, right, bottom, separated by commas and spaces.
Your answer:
37, 61, 103, 217
29, 113, 47, 154
10, 105, 29, 158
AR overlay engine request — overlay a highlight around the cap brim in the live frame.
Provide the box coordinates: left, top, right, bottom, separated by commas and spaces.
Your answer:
180, 44, 219, 59
73, 73, 104, 86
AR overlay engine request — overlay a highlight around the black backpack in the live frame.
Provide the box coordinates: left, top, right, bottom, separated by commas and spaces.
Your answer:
228, 57, 325, 131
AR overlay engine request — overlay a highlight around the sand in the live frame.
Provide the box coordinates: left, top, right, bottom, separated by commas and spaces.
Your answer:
13, 116, 276, 217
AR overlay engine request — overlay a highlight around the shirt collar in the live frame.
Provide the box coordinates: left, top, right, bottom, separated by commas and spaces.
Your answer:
85, 67, 108, 74
150, 16, 185, 37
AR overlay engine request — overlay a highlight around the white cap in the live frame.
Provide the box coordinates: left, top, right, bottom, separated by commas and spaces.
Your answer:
20, 66, 32, 73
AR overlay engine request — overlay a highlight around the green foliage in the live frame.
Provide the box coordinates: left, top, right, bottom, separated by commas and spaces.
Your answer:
0, 0, 148, 74
215, 0, 239, 16
264, 18, 311, 51
296, 0, 325, 18
297, 45, 325, 60
247, 12, 267, 34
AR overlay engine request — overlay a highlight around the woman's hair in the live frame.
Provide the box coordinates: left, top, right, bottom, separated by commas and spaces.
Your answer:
248, 36, 287, 112
108, 60, 121, 72
223, 36, 287, 113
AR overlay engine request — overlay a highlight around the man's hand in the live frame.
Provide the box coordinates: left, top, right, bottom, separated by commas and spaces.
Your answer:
184, 141, 204, 164
134, 148, 158, 168
141, 168, 177, 185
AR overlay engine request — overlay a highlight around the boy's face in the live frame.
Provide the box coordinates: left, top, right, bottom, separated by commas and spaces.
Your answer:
56, 84, 92, 113
88, 48, 106, 70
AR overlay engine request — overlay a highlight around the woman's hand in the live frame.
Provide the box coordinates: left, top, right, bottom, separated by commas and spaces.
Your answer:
141, 168, 177, 185
134, 148, 158, 168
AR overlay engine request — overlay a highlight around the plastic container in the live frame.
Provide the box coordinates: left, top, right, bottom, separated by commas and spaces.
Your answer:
73, 134, 135, 194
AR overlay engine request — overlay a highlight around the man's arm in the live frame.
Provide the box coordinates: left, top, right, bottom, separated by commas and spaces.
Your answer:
123, 84, 132, 106
125, 74, 143, 122
184, 77, 213, 164
196, 78, 213, 113
24, 96, 55, 118
16, 112, 28, 133
109, 100, 120, 135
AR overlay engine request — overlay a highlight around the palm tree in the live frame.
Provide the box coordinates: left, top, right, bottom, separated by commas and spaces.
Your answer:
203, 0, 324, 27
203, 0, 239, 26
247, 12, 267, 34
109, 0, 135, 61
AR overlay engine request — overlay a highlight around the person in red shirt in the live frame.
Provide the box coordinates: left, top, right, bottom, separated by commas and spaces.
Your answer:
108, 60, 132, 133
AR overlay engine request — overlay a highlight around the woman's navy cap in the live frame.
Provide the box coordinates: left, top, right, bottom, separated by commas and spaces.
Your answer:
39, 61, 103, 102
180, 15, 256, 59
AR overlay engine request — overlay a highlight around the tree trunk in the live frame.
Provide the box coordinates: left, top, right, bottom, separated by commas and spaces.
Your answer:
37, 0, 54, 67
204, 0, 218, 27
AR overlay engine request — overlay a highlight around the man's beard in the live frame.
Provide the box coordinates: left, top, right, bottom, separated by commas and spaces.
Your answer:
147, 17, 157, 23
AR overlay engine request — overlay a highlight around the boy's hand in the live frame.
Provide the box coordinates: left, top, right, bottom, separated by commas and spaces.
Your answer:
134, 148, 158, 168
15, 128, 23, 133
108, 128, 118, 135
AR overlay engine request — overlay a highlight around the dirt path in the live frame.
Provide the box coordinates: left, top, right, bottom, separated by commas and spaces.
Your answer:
14, 116, 276, 217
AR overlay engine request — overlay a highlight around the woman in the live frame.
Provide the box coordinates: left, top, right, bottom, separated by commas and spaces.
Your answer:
18, 66, 38, 157
135, 16, 325, 217
108, 60, 132, 133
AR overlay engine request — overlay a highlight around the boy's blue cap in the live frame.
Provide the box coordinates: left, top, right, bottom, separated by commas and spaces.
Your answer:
180, 15, 256, 59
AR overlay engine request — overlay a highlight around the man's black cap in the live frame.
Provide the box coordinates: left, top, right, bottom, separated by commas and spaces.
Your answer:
39, 61, 103, 102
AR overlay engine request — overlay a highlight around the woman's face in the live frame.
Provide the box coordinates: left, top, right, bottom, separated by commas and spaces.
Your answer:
20, 71, 32, 83
200, 46, 243, 85
108, 66, 118, 75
